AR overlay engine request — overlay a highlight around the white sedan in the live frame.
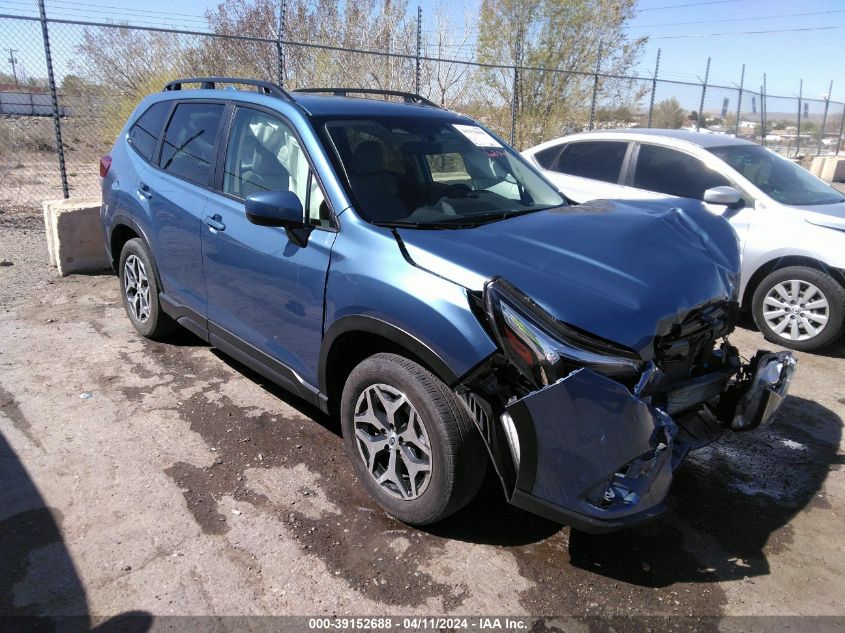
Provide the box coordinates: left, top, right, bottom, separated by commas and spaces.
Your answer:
523, 129, 845, 351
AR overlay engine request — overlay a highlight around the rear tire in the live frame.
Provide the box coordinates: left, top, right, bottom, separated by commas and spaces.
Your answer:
751, 266, 845, 352
340, 353, 487, 525
118, 238, 176, 340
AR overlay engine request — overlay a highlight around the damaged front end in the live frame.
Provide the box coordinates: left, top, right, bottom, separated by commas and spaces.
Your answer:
458, 277, 796, 532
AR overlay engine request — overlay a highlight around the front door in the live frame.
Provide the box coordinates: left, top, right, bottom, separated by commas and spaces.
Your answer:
201, 106, 336, 388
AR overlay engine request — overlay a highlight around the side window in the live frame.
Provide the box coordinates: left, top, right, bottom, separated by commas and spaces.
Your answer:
426, 152, 472, 185
127, 101, 170, 162
534, 143, 566, 170
634, 144, 730, 199
160, 102, 225, 185
223, 107, 331, 227
554, 141, 628, 183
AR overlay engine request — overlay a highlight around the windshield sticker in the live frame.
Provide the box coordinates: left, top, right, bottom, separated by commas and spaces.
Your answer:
453, 124, 502, 148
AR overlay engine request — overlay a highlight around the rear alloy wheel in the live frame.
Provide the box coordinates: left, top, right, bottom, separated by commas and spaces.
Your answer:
752, 266, 845, 352
118, 238, 176, 340
341, 353, 487, 525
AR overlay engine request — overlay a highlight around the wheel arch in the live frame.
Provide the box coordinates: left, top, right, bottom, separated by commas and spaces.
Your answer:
108, 218, 164, 290
742, 255, 845, 308
319, 316, 463, 416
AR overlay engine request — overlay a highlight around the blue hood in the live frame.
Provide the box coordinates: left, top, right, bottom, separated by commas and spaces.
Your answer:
397, 198, 741, 359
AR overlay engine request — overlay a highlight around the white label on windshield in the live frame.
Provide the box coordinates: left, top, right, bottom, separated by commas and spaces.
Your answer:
452, 124, 502, 148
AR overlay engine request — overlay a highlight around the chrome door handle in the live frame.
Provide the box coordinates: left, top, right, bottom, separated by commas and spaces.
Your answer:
205, 214, 226, 232
138, 183, 152, 199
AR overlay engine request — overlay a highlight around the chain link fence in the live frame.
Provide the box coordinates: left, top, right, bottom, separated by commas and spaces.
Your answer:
1, 8, 844, 211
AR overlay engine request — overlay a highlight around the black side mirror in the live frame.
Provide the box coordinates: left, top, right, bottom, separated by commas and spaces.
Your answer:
245, 190, 304, 228
245, 190, 311, 246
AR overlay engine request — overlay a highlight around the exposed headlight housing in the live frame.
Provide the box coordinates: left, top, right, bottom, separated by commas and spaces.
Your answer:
483, 277, 644, 388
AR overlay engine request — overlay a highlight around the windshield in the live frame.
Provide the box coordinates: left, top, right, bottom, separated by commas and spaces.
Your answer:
709, 144, 845, 206
317, 116, 564, 227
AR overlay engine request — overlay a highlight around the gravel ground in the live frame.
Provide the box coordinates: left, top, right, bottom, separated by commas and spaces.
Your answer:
1, 208, 844, 631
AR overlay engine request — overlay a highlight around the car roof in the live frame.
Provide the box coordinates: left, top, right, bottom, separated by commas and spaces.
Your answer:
145, 88, 464, 121
292, 93, 462, 119
529, 128, 755, 151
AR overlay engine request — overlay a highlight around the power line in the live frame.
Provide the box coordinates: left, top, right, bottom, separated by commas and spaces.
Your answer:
650, 23, 845, 39
638, 0, 749, 11
46, 0, 209, 22
628, 8, 845, 29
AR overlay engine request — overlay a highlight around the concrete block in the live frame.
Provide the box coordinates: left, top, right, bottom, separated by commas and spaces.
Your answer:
43, 198, 110, 276
820, 157, 845, 183
810, 156, 826, 178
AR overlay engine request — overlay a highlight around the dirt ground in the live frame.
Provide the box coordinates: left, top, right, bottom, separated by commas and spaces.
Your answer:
1, 208, 844, 631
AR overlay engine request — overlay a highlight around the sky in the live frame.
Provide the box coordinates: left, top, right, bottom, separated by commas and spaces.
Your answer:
0, 0, 842, 107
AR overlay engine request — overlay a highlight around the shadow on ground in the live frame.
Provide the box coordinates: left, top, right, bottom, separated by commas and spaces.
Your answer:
0, 428, 153, 633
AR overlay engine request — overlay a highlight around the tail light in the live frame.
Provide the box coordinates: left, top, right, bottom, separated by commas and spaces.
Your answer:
99, 155, 112, 178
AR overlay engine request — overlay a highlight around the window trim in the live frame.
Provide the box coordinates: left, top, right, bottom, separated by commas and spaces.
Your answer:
150, 98, 230, 190
212, 102, 339, 232
626, 141, 754, 206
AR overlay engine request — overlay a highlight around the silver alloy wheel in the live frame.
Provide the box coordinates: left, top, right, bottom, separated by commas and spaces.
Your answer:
123, 254, 151, 324
763, 279, 829, 341
353, 383, 433, 501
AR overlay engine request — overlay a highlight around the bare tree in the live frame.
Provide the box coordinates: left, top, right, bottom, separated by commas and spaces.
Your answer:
420, 4, 477, 108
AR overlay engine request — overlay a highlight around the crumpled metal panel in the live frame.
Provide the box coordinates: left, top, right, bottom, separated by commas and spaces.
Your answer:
506, 368, 676, 521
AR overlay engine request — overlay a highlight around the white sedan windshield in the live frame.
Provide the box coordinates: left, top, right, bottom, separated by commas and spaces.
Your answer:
710, 144, 845, 206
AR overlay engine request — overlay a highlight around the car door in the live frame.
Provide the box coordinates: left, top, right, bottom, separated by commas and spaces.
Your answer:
201, 104, 337, 390
141, 100, 226, 319
529, 140, 634, 203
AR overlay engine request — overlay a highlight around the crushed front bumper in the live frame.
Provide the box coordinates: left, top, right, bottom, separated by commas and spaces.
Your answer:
502, 350, 796, 532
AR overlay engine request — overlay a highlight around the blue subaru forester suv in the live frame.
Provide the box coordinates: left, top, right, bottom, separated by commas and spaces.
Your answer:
100, 78, 796, 531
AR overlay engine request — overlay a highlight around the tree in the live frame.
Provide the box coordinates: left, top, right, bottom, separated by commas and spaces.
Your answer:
420, 3, 478, 108
476, 0, 647, 148
192, 0, 416, 91
689, 110, 698, 121
73, 25, 186, 141
652, 98, 684, 129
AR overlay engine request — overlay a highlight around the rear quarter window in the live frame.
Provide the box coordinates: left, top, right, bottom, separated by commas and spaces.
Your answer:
127, 101, 171, 162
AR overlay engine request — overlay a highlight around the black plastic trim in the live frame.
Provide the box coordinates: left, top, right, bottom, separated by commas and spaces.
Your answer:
319, 315, 459, 394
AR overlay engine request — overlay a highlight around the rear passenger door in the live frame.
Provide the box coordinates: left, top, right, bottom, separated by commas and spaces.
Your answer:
532, 140, 633, 203
201, 105, 337, 391
141, 100, 226, 320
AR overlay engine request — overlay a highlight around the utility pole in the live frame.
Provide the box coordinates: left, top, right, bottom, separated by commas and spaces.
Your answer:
7, 49, 19, 86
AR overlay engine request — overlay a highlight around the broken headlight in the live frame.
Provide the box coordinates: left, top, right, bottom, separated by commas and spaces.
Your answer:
483, 277, 644, 388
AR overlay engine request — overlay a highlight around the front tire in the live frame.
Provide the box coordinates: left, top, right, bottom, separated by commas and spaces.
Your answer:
118, 238, 176, 340
751, 266, 845, 352
340, 353, 487, 525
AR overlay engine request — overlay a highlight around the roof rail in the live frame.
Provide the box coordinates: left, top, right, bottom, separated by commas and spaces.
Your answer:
293, 87, 440, 108
163, 77, 293, 101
